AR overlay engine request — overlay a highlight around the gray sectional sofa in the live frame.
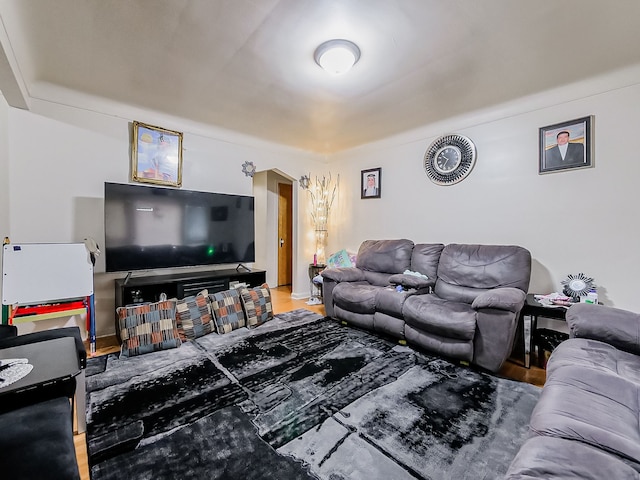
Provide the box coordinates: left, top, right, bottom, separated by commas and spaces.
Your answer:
321, 239, 532, 372
506, 303, 640, 479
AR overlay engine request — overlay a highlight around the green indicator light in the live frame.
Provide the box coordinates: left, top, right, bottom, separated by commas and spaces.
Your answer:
207, 246, 215, 256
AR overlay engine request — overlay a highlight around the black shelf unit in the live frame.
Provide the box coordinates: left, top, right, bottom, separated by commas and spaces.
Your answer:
114, 268, 267, 309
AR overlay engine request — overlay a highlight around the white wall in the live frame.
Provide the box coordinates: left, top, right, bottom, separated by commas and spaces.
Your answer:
0, 95, 8, 234
3, 63, 640, 338
0, 95, 9, 324
329, 65, 640, 311
2, 98, 326, 337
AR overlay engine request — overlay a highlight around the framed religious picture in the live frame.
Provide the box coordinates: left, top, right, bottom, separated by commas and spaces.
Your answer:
361, 167, 382, 199
539, 116, 593, 174
131, 121, 184, 187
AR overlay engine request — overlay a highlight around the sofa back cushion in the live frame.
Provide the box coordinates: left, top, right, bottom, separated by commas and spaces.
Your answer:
410, 243, 445, 279
356, 239, 414, 274
434, 244, 531, 304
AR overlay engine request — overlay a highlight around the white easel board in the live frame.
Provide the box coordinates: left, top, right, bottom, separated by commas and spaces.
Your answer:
2, 243, 94, 305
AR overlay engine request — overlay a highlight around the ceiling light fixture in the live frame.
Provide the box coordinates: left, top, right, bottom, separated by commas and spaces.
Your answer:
314, 39, 361, 75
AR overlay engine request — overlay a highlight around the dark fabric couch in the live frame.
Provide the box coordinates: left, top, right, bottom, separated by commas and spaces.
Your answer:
506, 303, 640, 479
0, 397, 81, 479
322, 239, 532, 372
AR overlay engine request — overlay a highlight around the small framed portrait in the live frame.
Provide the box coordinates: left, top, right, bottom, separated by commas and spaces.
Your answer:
131, 121, 184, 187
361, 167, 382, 199
539, 116, 593, 174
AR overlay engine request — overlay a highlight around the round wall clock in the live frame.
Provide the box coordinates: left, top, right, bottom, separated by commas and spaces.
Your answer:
424, 134, 477, 185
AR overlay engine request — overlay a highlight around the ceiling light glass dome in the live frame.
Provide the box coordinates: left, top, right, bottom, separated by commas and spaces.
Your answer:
314, 39, 361, 75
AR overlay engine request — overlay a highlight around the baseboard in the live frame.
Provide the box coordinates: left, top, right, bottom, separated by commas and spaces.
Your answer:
291, 291, 309, 300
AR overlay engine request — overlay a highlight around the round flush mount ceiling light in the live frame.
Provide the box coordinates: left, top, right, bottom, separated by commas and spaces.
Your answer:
314, 39, 361, 75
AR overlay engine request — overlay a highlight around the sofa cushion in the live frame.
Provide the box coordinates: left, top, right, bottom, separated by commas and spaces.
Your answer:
0, 397, 80, 480
363, 270, 394, 287
333, 283, 380, 314
376, 287, 416, 317
529, 361, 640, 464
175, 289, 214, 341
410, 243, 444, 279
567, 303, 640, 356
239, 283, 274, 328
403, 295, 477, 341
355, 239, 414, 274
547, 338, 640, 386
434, 244, 531, 303
505, 436, 640, 480
209, 289, 246, 334
117, 300, 181, 358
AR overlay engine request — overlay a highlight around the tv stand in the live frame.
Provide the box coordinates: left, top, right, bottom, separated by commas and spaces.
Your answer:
114, 268, 266, 309
114, 268, 266, 342
235, 263, 251, 272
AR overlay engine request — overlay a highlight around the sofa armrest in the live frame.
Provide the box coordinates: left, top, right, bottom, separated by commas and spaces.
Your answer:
321, 267, 365, 283
388, 273, 435, 290
566, 304, 640, 355
471, 288, 526, 313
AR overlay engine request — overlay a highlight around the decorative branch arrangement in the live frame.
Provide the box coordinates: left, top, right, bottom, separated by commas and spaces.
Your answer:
305, 173, 339, 264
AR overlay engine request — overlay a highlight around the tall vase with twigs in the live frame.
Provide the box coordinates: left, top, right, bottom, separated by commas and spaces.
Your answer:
307, 173, 339, 265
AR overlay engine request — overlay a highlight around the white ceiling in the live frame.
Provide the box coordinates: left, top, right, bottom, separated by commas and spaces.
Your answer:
1, 0, 640, 154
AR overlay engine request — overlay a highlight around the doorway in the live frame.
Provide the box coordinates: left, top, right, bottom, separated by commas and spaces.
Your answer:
277, 183, 293, 286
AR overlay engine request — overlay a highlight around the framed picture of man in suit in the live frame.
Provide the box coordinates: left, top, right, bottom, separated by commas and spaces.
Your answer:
361, 167, 382, 199
539, 116, 593, 174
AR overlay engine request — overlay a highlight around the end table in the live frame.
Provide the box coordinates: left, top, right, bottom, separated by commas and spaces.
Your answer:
517, 294, 571, 368
308, 264, 326, 301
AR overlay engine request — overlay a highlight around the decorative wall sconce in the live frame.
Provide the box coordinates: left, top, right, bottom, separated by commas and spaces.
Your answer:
299, 174, 311, 190
242, 161, 256, 177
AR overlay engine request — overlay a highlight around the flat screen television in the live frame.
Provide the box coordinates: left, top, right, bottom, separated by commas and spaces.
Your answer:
104, 182, 255, 272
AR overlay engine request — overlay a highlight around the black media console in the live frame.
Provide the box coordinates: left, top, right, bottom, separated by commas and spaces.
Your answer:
114, 268, 267, 309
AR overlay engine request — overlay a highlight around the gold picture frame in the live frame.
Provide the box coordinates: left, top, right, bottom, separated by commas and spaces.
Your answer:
131, 121, 183, 187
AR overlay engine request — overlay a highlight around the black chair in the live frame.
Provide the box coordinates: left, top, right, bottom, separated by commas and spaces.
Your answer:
0, 326, 87, 431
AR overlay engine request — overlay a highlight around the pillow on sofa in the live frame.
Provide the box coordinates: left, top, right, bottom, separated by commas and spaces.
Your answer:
117, 300, 181, 358
239, 283, 274, 328
209, 289, 246, 334
175, 289, 214, 341
327, 249, 354, 269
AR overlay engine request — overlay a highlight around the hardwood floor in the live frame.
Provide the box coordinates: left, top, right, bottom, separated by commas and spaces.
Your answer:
74, 286, 544, 479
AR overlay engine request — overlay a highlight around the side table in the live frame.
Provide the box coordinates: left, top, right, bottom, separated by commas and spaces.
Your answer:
517, 294, 571, 368
0, 337, 83, 429
308, 264, 326, 301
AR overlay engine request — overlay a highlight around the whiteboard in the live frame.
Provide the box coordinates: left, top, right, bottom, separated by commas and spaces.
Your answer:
2, 243, 94, 305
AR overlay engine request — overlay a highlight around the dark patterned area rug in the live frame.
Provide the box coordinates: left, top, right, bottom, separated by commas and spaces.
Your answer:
85, 309, 540, 479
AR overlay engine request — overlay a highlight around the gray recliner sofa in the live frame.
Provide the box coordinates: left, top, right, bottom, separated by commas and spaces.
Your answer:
505, 303, 640, 479
322, 239, 532, 372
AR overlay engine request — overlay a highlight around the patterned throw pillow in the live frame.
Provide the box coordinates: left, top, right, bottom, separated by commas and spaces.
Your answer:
239, 283, 274, 328
175, 290, 214, 341
208, 288, 246, 334
117, 300, 181, 357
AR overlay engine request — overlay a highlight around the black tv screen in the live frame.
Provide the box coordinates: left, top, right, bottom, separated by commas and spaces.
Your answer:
104, 182, 255, 272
